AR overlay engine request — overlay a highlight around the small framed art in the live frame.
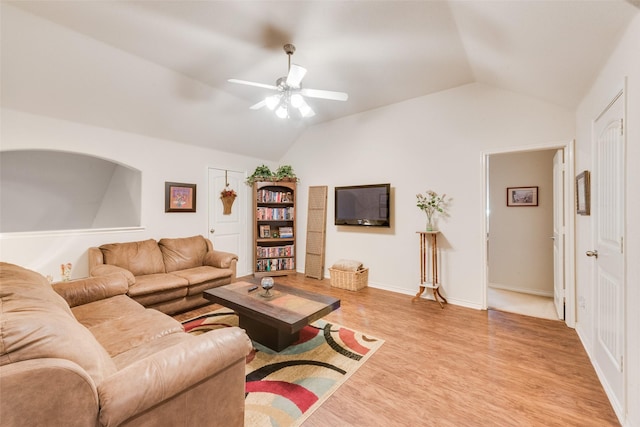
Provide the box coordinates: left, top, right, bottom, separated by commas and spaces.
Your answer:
259, 225, 271, 238
165, 182, 196, 212
576, 171, 590, 215
507, 186, 538, 207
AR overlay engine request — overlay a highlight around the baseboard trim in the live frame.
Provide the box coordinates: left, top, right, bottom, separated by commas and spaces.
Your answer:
576, 323, 625, 425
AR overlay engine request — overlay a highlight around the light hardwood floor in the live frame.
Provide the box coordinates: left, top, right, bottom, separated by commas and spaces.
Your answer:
488, 287, 560, 321
174, 274, 619, 427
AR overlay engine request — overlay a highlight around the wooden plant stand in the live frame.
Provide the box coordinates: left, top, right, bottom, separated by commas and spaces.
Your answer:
412, 231, 447, 308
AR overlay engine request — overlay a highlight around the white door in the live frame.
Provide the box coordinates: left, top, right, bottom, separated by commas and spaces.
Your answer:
592, 91, 625, 411
552, 149, 565, 320
208, 168, 248, 276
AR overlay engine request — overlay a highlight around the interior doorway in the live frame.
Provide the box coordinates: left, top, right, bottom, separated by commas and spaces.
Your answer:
482, 142, 576, 327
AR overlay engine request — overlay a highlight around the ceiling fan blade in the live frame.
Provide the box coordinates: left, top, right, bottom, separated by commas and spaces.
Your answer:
228, 79, 279, 91
249, 99, 267, 110
300, 88, 348, 101
286, 64, 307, 88
297, 97, 315, 118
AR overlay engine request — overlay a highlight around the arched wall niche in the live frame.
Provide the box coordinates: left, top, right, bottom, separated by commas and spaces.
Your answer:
0, 150, 141, 233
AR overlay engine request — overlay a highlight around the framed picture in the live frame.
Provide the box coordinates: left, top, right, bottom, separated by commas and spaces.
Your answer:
259, 225, 271, 238
165, 182, 196, 212
507, 186, 538, 207
576, 171, 590, 215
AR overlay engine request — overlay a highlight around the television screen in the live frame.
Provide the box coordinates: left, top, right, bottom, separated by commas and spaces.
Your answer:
334, 184, 390, 227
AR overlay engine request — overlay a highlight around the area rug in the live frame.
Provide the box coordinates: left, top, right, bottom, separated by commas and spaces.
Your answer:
182, 309, 384, 427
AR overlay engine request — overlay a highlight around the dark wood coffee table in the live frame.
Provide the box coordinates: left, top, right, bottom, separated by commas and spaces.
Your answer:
203, 281, 340, 351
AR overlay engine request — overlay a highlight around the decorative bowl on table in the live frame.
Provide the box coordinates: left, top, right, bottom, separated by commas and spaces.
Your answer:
261, 277, 274, 297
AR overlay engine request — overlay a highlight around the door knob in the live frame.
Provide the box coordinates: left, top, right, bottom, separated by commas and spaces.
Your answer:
586, 250, 598, 258
210, 228, 215, 234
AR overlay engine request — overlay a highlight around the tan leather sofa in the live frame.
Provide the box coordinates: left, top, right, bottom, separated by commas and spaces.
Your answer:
0, 262, 252, 427
89, 235, 237, 314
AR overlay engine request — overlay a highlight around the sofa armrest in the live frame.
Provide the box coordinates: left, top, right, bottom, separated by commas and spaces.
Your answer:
98, 327, 251, 427
88, 246, 104, 270
53, 274, 129, 307
204, 250, 238, 269
0, 358, 99, 427
90, 264, 135, 285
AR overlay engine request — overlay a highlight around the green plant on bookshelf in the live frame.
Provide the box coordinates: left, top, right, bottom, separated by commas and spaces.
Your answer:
246, 164, 274, 185
275, 165, 299, 182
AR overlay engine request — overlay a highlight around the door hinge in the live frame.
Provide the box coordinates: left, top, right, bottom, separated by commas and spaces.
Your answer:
620, 355, 623, 371
621, 236, 624, 254
620, 118, 624, 136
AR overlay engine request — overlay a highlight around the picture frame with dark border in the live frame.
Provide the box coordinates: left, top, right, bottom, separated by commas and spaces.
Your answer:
506, 186, 538, 207
165, 182, 196, 212
576, 170, 590, 215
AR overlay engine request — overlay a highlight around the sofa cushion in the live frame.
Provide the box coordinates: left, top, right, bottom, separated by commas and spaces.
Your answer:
159, 235, 208, 273
100, 239, 165, 276
184, 276, 234, 297
112, 333, 192, 370
0, 262, 74, 318
131, 288, 189, 307
71, 294, 146, 328
87, 309, 185, 358
170, 265, 231, 286
127, 273, 188, 297
0, 263, 117, 386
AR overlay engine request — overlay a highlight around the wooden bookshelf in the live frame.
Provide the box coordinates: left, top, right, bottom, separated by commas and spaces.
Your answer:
253, 181, 296, 277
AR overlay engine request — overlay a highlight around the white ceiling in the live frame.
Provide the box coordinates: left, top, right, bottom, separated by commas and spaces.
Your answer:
3, 1, 638, 160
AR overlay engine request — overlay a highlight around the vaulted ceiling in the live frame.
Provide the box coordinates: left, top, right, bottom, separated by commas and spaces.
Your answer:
2, 1, 638, 160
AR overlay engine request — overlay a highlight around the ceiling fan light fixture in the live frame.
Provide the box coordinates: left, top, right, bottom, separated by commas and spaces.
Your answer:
265, 95, 281, 110
275, 105, 289, 119
228, 43, 348, 120
290, 93, 304, 108
299, 103, 315, 118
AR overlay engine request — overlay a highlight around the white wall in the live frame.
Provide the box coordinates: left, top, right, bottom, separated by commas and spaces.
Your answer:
282, 82, 575, 308
575, 14, 640, 427
92, 163, 142, 228
0, 109, 268, 280
488, 150, 555, 296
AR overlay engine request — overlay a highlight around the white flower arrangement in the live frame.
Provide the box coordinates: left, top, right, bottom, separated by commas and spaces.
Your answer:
416, 190, 448, 230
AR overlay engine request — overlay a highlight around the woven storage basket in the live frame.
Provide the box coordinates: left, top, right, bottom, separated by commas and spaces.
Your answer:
329, 267, 368, 291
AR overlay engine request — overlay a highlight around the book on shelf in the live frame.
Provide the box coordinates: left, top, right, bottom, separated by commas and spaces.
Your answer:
256, 257, 295, 272
256, 189, 294, 203
256, 207, 294, 220
278, 226, 293, 238
256, 244, 294, 258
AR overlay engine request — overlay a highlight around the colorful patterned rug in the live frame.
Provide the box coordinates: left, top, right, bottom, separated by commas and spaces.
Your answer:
182, 309, 384, 427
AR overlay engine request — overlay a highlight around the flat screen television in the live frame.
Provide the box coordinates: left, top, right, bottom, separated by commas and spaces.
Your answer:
334, 183, 390, 227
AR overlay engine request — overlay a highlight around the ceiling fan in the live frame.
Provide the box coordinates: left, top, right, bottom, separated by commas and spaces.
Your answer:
228, 44, 348, 119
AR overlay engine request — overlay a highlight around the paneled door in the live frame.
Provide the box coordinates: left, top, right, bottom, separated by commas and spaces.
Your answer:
592, 89, 625, 414
208, 168, 248, 276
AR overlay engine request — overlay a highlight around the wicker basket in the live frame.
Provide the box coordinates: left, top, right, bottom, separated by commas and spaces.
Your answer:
329, 267, 368, 291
